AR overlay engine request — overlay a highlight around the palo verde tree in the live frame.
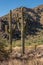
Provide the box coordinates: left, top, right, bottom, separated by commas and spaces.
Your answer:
9, 10, 12, 52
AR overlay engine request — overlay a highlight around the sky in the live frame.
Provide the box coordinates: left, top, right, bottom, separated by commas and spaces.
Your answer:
0, 0, 43, 16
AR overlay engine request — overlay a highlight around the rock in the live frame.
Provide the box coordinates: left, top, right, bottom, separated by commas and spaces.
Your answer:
15, 52, 22, 59
21, 55, 28, 60
36, 54, 41, 58
10, 51, 22, 59
29, 54, 34, 57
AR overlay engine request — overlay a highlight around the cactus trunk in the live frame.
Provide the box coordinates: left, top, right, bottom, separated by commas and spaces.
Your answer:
21, 8, 25, 54
9, 10, 12, 52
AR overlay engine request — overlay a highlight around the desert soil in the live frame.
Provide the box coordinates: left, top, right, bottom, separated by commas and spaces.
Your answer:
0, 45, 43, 65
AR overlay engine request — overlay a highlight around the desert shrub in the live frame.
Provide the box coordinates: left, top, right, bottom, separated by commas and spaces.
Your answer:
0, 41, 10, 61
0, 41, 6, 51
0, 34, 9, 61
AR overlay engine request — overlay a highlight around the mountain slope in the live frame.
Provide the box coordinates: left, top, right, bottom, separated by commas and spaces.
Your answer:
0, 5, 43, 45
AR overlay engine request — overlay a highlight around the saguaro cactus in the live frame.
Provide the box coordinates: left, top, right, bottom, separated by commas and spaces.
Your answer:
0, 20, 2, 30
21, 8, 25, 54
16, 13, 19, 29
9, 10, 12, 52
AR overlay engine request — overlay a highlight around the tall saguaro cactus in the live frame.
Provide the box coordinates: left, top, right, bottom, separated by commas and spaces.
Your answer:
21, 8, 25, 54
16, 13, 19, 29
9, 10, 12, 52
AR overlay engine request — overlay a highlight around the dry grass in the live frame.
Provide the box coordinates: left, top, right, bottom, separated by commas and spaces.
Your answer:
0, 45, 43, 65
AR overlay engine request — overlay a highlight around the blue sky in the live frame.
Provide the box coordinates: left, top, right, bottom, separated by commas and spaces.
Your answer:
0, 0, 43, 16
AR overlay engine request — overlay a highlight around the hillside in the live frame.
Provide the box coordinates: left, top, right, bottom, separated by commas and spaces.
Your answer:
0, 5, 43, 46
0, 5, 43, 65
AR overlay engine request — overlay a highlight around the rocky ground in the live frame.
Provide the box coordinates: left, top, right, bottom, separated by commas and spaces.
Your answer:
0, 45, 43, 65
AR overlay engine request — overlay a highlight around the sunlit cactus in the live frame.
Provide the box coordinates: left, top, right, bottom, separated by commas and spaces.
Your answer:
21, 7, 25, 54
